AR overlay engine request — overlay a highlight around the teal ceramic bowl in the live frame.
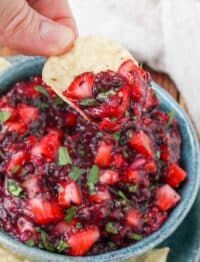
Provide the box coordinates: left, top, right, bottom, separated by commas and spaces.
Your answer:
0, 56, 199, 262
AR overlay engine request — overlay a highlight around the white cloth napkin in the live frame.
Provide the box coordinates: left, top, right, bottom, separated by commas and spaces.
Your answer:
69, 0, 200, 131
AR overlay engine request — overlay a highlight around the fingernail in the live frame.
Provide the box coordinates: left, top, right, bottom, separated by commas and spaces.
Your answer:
39, 20, 75, 54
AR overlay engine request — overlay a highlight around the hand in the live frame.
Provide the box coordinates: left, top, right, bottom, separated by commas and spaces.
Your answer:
0, 0, 77, 56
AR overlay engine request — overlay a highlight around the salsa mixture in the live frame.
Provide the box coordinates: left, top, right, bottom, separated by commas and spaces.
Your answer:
0, 60, 187, 256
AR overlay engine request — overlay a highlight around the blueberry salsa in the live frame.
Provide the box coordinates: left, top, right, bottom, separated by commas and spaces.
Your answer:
0, 60, 187, 256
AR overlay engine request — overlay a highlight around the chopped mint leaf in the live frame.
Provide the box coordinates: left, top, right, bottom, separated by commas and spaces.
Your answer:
97, 90, 116, 101
118, 190, 128, 201
58, 146, 72, 166
55, 96, 64, 105
8, 180, 23, 197
80, 98, 99, 107
133, 116, 138, 120
167, 111, 176, 127
76, 222, 83, 229
125, 110, 129, 117
35, 85, 50, 97
149, 185, 156, 191
65, 206, 77, 224
11, 165, 20, 174
69, 167, 86, 181
87, 165, 99, 194
128, 184, 138, 193
35, 228, 55, 251
57, 240, 69, 252
40, 103, 49, 109
0, 111, 11, 123
113, 132, 121, 142
25, 239, 35, 247
155, 150, 161, 159
122, 151, 129, 158
128, 233, 143, 241
105, 222, 118, 234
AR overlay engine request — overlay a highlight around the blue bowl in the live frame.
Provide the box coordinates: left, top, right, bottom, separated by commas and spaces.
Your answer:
0, 56, 199, 262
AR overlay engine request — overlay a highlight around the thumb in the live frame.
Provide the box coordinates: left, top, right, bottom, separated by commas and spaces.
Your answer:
0, 0, 75, 56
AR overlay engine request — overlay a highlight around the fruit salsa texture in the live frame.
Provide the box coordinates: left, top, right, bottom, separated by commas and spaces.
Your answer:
0, 60, 187, 256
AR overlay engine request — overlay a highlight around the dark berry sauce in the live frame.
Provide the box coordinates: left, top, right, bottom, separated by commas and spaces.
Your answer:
0, 60, 187, 256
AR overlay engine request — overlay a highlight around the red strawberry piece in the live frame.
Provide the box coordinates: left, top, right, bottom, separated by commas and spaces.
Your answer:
29, 197, 64, 225
95, 140, 114, 168
17, 83, 41, 98
0, 96, 8, 107
6, 121, 27, 134
25, 135, 37, 148
145, 207, 167, 234
63, 73, 94, 99
31, 129, 61, 161
112, 153, 126, 168
142, 88, 159, 113
68, 226, 100, 256
118, 59, 147, 84
99, 118, 121, 132
23, 175, 41, 199
58, 181, 82, 207
89, 187, 111, 203
123, 168, 141, 183
54, 221, 74, 235
144, 161, 157, 174
126, 209, 142, 228
130, 158, 146, 170
156, 184, 180, 211
99, 170, 119, 185
129, 131, 154, 159
7, 151, 29, 174
164, 163, 187, 188
65, 112, 78, 127
116, 85, 130, 117
18, 104, 39, 124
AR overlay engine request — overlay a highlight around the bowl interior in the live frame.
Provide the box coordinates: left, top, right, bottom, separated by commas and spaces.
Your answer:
0, 57, 199, 262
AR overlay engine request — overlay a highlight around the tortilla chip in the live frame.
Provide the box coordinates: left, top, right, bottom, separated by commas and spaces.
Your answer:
125, 248, 170, 262
42, 35, 137, 120
0, 58, 11, 73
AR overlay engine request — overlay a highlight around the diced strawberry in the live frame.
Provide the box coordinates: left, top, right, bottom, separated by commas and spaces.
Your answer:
25, 135, 37, 148
29, 197, 64, 225
7, 151, 29, 174
164, 163, 187, 188
142, 88, 159, 112
129, 131, 154, 159
89, 187, 111, 203
64, 73, 94, 99
0, 96, 8, 107
144, 161, 157, 173
99, 170, 119, 185
23, 175, 41, 198
112, 153, 126, 168
6, 121, 27, 134
123, 168, 141, 183
116, 85, 130, 117
54, 221, 74, 235
31, 129, 61, 161
65, 112, 78, 127
156, 184, 180, 211
68, 226, 100, 256
126, 209, 142, 228
99, 118, 121, 132
130, 158, 146, 170
58, 181, 82, 207
95, 140, 114, 168
18, 104, 39, 124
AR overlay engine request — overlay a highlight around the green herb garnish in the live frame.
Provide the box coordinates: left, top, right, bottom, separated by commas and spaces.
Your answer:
69, 167, 86, 181
58, 146, 72, 166
122, 151, 129, 158
40, 103, 49, 109
155, 150, 161, 159
128, 184, 138, 193
25, 239, 35, 247
97, 90, 116, 101
87, 165, 100, 194
167, 111, 176, 127
113, 132, 121, 142
128, 233, 143, 241
35, 85, 50, 97
80, 98, 99, 107
35, 227, 55, 251
65, 206, 77, 224
105, 222, 118, 234
0, 111, 11, 123
118, 190, 128, 201
11, 165, 20, 174
55, 96, 64, 105
76, 222, 83, 229
8, 180, 23, 197
57, 240, 69, 252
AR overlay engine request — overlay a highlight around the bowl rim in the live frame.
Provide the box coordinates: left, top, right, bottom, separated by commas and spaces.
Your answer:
0, 56, 199, 262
